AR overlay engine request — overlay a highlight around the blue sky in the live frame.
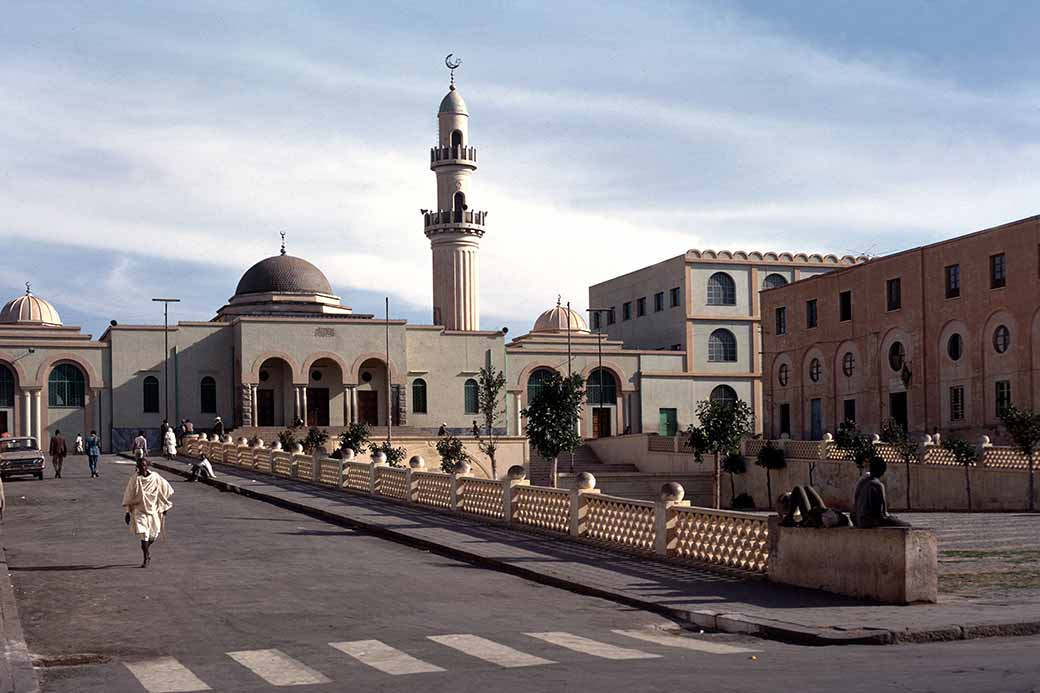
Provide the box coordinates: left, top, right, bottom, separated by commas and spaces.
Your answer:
3, 1, 1039, 337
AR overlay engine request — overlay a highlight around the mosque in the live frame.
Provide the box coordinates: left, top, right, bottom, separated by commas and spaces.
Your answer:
0, 73, 693, 458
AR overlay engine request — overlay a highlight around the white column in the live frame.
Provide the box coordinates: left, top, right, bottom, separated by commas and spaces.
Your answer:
23, 391, 31, 438
350, 387, 358, 424
302, 387, 309, 426
616, 393, 624, 437
342, 384, 350, 425
33, 390, 42, 444
294, 387, 302, 423
251, 385, 258, 426
512, 392, 522, 435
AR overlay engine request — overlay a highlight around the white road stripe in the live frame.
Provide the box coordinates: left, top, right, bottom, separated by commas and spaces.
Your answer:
226, 649, 331, 686
428, 634, 555, 668
612, 629, 760, 654
124, 657, 211, 693
525, 632, 660, 660
330, 640, 445, 675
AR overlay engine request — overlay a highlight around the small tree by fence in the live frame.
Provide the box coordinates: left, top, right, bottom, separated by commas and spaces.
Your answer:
522, 371, 585, 488
437, 433, 470, 474
1000, 405, 1040, 512
278, 428, 297, 450
368, 440, 406, 467
720, 452, 746, 508
476, 364, 507, 479
881, 418, 920, 511
942, 438, 978, 511
686, 399, 754, 509
755, 441, 787, 510
303, 427, 329, 454
834, 421, 880, 472
338, 422, 371, 457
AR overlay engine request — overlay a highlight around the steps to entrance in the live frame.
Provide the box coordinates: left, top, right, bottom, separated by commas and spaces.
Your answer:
529, 444, 639, 486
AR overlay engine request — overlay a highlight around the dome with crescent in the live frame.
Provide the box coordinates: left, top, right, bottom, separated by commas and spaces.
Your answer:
532, 303, 590, 334
0, 285, 62, 326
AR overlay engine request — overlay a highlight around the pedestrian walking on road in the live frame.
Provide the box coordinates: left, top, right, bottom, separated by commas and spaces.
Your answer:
163, 428, 177, 460
122, 459, 174, 568
86, 430, 101, 478
132, 430, 148, 461
49, 430, 67, 479
75, 433, 84, 455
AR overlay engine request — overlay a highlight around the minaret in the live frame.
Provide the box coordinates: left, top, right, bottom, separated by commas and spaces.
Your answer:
424, 57, 485, 331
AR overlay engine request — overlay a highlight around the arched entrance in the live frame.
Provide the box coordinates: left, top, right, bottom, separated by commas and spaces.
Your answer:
588, 368, 619, 438
356, 358, 388, 426
46, 362, 86, 442
305, 357, 345, 427
256, 357, 293, 427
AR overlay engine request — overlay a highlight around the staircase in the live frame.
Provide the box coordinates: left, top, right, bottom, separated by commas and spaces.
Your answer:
528, 444, 638, 486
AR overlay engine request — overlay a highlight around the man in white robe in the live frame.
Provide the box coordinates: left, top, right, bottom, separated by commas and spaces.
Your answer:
122, 459, 174, 567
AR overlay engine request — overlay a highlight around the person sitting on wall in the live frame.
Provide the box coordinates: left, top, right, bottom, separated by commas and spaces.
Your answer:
187, 454, 216, 482
853, 457, 910, 528
778, 486, 849, 528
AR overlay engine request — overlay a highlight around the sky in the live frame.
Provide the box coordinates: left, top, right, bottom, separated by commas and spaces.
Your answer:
3, 1, 1040, 337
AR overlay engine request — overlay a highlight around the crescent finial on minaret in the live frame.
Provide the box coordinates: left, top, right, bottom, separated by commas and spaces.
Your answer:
445, 53, 462, 89
279, 231, 286, 256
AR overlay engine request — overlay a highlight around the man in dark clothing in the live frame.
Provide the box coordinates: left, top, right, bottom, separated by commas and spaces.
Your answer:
854, 457, 910, 528
49, 430, 68, 479
212, 416, 225, 438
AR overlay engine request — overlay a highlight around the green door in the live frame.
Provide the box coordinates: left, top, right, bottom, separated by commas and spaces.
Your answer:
658, 408, 678, 437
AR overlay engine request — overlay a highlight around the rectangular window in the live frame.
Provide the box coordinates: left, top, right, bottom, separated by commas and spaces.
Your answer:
991, 253, 1006, 289
669, 287, 681, 307
622, 302, 631, 321
945, 264, 960, 299
592, 312, 601, 330
606, 308, 616, 325
658, 408, 678, 437
843, 399, 856, 424
636, 297, 646, 317
839, 291, 852, 322
779, 403, 791, 437
996, 380, 1012, 417
654, 292, 664, 312
775, 306, 787, 335
806, 299, 818, 328
886, 277, 901, 311
949, 386, 964, 422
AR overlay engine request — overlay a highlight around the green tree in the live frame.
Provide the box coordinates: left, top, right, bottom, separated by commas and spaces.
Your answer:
302, 427, 329, 454
475, 364, 507, 478
522, 371, 585, 488
436, 432, 470, 474
720, 452, 747, 507
881, 418, 920, 511
278, 428, 297, 450
686, 399, 754, 509
368, 440, 406, 467
755, 441, 787, 510
1000, 405, 1040, 512
942, 438, 978, 511
834, 420, 879, 472
338, 422, 371, 457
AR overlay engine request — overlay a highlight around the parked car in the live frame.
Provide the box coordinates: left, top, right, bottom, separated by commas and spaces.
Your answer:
0, 437, 45, 480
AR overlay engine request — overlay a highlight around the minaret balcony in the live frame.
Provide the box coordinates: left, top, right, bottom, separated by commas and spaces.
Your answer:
423, 209, 487, 237
430, 145, 478, 168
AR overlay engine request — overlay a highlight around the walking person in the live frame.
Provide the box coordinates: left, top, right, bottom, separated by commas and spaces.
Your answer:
86, 430, 102, 478
121, 459, 174, 568
163, 426, 177, 460
75, 432, 84, 455
49, 429, 68, 479
132, 430, 148, 462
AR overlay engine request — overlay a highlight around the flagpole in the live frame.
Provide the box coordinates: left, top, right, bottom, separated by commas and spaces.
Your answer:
386, 296, 392, 447
566, 300, 572, 377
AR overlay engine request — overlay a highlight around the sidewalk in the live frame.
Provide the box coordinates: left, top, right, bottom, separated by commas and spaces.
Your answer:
153, 457, 1040, 646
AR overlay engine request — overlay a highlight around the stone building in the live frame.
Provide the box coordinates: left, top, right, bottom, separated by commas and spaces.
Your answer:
760, 214, 1040, 441
588, 250, 864, 432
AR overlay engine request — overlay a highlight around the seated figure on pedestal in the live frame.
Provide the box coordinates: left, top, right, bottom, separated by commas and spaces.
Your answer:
778, 485, 849, 528
853, 457, 910, 528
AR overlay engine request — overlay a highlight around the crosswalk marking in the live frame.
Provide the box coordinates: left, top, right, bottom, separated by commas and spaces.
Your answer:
612, 629, 761, 654
226, 649, 331, 686
330, 640, 445, 675
525, 632, 660, 660
124, 657, 211, 693
428, 634, 555, 668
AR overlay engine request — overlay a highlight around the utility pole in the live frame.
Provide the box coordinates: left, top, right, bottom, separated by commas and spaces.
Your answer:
152, 298, 180, 426
385, 297, 392, 447
588, 307, 609, 434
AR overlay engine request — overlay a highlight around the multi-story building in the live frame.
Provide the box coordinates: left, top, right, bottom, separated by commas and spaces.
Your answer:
589, 250, 863, 432
760, 214, 1040, 442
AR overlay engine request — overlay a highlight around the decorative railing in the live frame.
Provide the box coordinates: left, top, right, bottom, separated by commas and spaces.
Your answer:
413, 471, 453, 509
272, 452, 293, 477
344, 461, 370, 491
983, 447, 1033, 470
584, 494, 656, 554
648, 436, 677, 452
430, 145, 477, 165
376, 465, 409, 500
318, 458, 340, 486
512, 486, 570, 534
785, 440, 825, 460
294, 454, 315, 482
423, 209, 487, 228
672, 507, 769, 573
459, 477, 505, 519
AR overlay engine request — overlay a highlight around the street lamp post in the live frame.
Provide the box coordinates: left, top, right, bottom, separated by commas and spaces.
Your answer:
152, 298, 180, 425
587, 308, 609, 434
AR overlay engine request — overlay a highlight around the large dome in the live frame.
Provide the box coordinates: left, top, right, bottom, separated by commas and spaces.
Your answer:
532, 304, 589, 334
0, 287, 62, 326
235, 254, 334, 296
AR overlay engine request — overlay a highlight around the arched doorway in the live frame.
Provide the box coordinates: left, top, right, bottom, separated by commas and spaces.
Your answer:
257, 357, 293, 427
0, 363, 15, 436
357, 358, 389, 426
588, 368, 619, 438
46, 363, 86, 441
306, 357, 345, 427
450, 129, 463, 147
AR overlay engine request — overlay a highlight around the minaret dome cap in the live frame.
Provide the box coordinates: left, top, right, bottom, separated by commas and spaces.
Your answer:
439, 87, 468, 115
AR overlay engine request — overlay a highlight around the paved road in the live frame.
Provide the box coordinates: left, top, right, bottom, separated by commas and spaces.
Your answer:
2, 456, 1039, 692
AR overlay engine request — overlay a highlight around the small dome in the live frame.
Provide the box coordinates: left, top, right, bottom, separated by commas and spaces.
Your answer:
0, 287, 62, 326
532, 304, 589, 334
439, 86, 468, 115
235, 254, 333, 296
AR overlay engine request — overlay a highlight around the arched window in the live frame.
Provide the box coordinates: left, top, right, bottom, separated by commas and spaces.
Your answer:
0, 364, 13, 408
48, 363, 85, 408
708, 329, 737, 362
778, 363, 789, 387
809, 358, 822, 383
763, 273, 788, 290
889, 341, 906, 371
842, 352, 855, 377
200, 376, 217, 414
588, 369, 618, 405
412, 378, 428, 414
527, 368, 555, 403
453, 191, 467, 210
143, 376, 160, 413
993, 325, 1010, 354
706, 272, 736, 306
947, 334, 963, 361
710, 385, 738, 406
464, 378, 479, 415
450, 129, 463, 147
